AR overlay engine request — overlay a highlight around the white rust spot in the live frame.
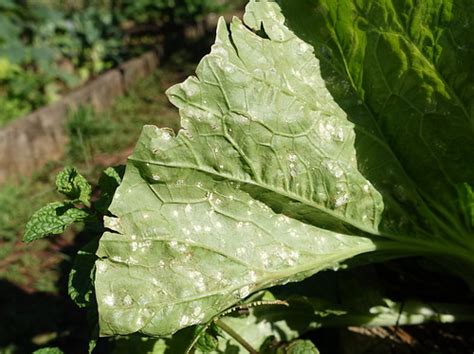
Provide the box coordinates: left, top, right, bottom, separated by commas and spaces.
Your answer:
103, 294, 115, 306
185, 204, 192, 214
179, 315, 190, 326
96, 261, 107, 274
123, 295, 133, 306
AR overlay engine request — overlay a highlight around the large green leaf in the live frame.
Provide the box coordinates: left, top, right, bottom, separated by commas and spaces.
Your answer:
165, 14, 383, 235
94, 1, 383, 337
95, 0, 474, 338
96, 162, 374, 336
279, 0, 474, 242
110, 294, 307, 354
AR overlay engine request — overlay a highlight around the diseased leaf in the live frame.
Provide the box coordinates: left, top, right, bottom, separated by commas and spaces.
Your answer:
56, 167, 92, 206
165, 15, 383, 235
24, 202, 89, 242
96, 163, 374, 336
95, 0, 474, 339
95, 1, 381, 337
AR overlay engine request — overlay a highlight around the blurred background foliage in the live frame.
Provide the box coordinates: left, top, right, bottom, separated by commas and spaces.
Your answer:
0, 0, 230, 126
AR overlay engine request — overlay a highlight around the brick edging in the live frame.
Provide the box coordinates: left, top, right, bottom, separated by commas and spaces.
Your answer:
0, 52, 159, 184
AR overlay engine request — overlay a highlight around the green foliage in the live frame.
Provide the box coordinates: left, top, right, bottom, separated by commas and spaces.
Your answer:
22, 0, 474, 351
32, 348, 64, 354
0, 0, 228, 126
120, 0, 226, 25
24, 167, 93, 242
0, 184, 26, 243
24, 165, 127, 244
66, 106, 109, 163
55, 166, 92, 205
23, 201, 89, 243
91, 0, 473, 340
261, 338, 319, 354
0, 170, 64, 292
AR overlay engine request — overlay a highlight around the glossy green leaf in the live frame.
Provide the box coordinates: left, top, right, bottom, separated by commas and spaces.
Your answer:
24, 202, 89, 242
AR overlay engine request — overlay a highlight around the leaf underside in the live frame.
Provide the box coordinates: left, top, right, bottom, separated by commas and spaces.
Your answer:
95, 1, 379, 337
95, 0, 474, 337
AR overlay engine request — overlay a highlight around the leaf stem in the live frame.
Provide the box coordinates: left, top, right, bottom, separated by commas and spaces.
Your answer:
214, 319, 258, 354
376, 238, 474, 270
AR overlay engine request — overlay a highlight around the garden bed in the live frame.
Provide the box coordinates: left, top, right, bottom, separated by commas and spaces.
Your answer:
0, 51, 158, 184
0, 9, 243, 185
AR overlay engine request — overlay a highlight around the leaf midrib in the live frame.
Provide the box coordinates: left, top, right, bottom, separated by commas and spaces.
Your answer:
128, 156, 380, 236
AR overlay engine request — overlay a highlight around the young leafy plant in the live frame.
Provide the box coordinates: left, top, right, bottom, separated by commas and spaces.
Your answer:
24, 166, 123, 243
24, 167, 92, 243
92, 0, 473, 340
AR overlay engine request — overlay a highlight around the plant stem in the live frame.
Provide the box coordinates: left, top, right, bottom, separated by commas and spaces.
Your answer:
214, 319, 258, 354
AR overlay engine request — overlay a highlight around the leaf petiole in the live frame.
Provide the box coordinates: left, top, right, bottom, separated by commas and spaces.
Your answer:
214, 318, 258, 354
